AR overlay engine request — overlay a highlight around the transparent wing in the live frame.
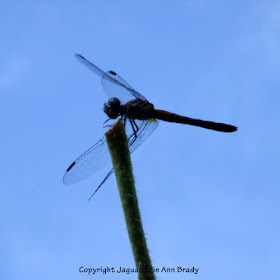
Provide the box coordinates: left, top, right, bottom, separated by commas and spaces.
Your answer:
75, 54, 147, 103
63, 119, 158, 185
102, 71, 147, 103
125, 118, 158, 153
63, 136, 111, 185
75, 54, 105, 78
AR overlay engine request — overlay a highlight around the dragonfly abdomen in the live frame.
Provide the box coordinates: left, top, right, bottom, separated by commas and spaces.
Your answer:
154, 110, 237, 133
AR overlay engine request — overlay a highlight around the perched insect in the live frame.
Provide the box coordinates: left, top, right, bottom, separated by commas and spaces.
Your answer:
63, 54, 237, 199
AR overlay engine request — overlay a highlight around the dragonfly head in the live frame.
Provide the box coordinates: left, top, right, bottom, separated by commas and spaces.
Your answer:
104, 97, 122, 119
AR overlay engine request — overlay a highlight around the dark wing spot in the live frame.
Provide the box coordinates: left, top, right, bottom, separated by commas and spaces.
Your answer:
109, 70, 117, 76
66, 161, 76, 172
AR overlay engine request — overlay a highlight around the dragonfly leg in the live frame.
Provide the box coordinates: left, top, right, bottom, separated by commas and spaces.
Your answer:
131, 119, 139, 132
122, 116, 127, 128
103, 118, 112, 128
103, 117, 124, 128
129, 118, 138, 139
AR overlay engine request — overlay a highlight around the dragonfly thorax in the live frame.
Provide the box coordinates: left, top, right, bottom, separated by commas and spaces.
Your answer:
104, 97, 124, 119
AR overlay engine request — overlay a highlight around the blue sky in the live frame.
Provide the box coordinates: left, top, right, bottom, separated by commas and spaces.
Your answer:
1, 1, 280, 279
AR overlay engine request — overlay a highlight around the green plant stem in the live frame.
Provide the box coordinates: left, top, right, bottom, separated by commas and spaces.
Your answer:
106, 119, 156, 280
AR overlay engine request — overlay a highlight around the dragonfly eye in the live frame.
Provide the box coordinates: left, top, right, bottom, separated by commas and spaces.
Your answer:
104, 97, 122, 119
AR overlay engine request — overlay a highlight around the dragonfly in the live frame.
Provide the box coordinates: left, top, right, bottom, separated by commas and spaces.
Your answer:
63, 54, 237, 199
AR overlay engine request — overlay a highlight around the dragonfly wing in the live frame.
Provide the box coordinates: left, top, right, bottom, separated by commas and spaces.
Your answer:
87, 119, 158, 199
75, 54, 106, 78
75, 54, 147, 103
63, 118, 158, 186
124, 118, 159, 154
102, 71, 147, 103
63, 136, 111, 185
